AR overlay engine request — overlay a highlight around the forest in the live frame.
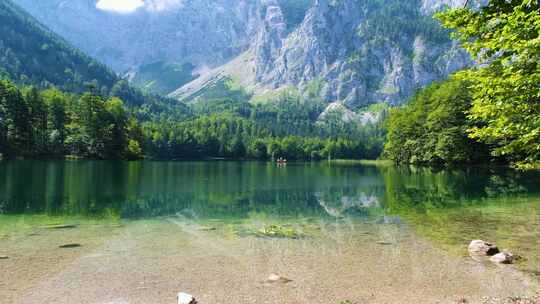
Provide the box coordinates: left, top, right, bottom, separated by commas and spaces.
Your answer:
0, 79, 385, 160
384, 0, 539, 168
0, 0, 538, 167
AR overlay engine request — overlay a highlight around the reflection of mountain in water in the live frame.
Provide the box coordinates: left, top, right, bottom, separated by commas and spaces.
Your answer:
0, 161, 539, 223
316, 192, 380, 218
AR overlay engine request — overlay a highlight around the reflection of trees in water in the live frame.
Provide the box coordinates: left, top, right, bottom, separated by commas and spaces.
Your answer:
379, 165, 540, 258
1, 161, 537, 221
0, 161, 389, 219
380, 166, 536, 214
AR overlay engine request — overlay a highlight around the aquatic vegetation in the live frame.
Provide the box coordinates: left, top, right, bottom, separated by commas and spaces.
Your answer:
255, 224, 304, 239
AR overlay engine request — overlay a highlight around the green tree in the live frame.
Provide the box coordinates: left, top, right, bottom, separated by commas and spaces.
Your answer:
248, 139, 268, 159
436, 0, 540, 166
42, 88, 69, 154
23, 87, 48, 154
384, 78, 490, 165
0, 80, 31, 155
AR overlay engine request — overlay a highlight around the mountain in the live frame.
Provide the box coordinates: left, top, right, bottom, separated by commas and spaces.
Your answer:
12, 0, 264, 70
171, 0, 472, 108
0, 0, 118, 93
12, 0, 473, 109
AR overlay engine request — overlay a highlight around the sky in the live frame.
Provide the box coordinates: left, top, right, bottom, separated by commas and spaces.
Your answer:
96, 0, 184, 13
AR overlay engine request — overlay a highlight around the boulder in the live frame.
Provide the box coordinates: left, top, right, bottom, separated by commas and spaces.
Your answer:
177, 292, 197, 304
468, 240, 500, 256
0, 255, 8, 260
490, 252, 515, 264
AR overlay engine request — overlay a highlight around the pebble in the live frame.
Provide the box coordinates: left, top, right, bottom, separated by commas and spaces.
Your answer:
177, 292, 197, 304
267, 273, 292, 284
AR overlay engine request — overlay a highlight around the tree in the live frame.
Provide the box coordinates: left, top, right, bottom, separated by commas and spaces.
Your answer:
126, 139, 143, 160
105, 97, 129, 158
24, 87, 48, 154
42, 88, 69, 154
436, 0, 540, 166
248, 139, 268, 159
0, 80, 31, 155
66, 93, 112, 158
384, 78, 491, 165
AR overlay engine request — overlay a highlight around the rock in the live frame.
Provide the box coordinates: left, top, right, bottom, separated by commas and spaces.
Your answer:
59, 243, 82, 248
177, 292, 197, 304
490, 252, 515, 264
267, 273, 293, 284
0, 255, 9, 260
468, 240, 500, 256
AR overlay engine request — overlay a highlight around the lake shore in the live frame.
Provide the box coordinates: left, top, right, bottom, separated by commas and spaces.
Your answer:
1, 160, 539, 303
1, 217, 539, 304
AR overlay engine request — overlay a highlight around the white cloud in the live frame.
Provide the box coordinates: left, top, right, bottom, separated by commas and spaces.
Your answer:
96, 0, 144, 13
96, 0, 184, 13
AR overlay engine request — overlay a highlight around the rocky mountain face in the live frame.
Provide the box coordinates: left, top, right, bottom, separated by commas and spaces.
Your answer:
13, 0, 264, 71
250, 0, 472, 107
13, 0, 473, 108
171, 0, 473, 108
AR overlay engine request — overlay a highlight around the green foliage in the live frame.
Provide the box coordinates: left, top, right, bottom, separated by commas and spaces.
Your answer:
0, 0, 117, 93
255, 224, 303, 239
142, 113, 376, 160
0, 79, 143, 159
436, 0, 540, 165
126, 139, 143, 160
0, 0, 194, 122
358, 0, 451, 46
384, 78, 491, 165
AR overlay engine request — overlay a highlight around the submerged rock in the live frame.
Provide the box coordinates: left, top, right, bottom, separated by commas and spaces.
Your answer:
267, 273, 293, 284
177, 292, 197, 304
490, 252, 515, 264
468, 240, 500, 256
44, 224, 77, 229
198, 227, 217, 232
59, 243, 82, 248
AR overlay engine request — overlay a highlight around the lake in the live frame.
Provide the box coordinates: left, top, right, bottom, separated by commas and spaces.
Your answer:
1, 160, 539, 303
